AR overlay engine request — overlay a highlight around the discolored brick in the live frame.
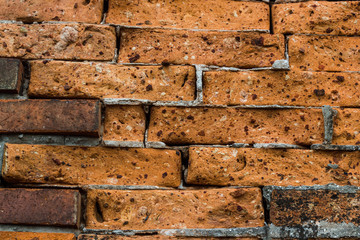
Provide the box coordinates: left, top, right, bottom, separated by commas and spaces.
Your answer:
289, 35, 360, 72
148, 107, 324, 145
0, 58, 23, 93
270, 189, 360, 226
187, 147, 360, 187
78, 235, 259, 240
0, 99, 100, 136
86, 188, 264, 230
29, 61, 195, 101
203, 70, 360, 107
3, 144, 182, 187
333, 109, 360, 145
0, 188, 80, 227
0, 23, 115, 60
0, 232, 75, 240
118, 28, 285, 68
106, 0, 269, 31
273, 1, 360, 35
0, 0, 103, 23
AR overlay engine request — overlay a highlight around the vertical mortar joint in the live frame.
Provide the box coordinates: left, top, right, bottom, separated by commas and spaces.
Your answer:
321, 105, 337, 145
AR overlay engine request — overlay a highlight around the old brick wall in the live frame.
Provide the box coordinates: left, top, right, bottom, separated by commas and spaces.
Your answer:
0, 0, 359, 239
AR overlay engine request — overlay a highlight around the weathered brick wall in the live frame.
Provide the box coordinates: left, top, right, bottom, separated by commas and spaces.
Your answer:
0, 0, 359, 239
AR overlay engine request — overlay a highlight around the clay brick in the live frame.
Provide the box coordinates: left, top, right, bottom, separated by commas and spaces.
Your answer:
0, 232, 75, 240
289, 35, 360, 72
29, 61, 195, 101
3, 144, 181, 187
270, 189, 360, 226
78, 235, 258, 240
118, 28, 285, 68
103, 106, 146, 143
86, 188, 264, 230
0, 188, 80, 227
0, 0, 103, 24
333, 109, 360, 145
0, 58, 23, 93
106, 0, 269, 31
0, 23, 115, 60
273, 1, 360, 35
203, 70, 360, 107
187, 147, 360, 187
0, 99, 100, 136
148, 107, 324, 145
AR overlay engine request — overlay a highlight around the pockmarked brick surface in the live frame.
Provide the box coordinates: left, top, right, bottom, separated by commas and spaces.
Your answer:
103, 106, 146, 143
289, 35, 360, 72
0, 99, 100, 136
273, 1, 360, 35
3, 144, 182, 187
333, 109, 360, 145
79, 235, 259, 240
270, 189, 360, 226
203, 70, 360, 107
0, 58, 23, 93
148, 107, 324, 145
118, 28, 285, 68
0, 188, 80, 227
0, 23, 115, 60
29, 61, 196, 101
187, 147, 360, 186
86, 188, 264, 230
0, 232, 76, 240
106, 0, 269, 31
0, 0, 103, 23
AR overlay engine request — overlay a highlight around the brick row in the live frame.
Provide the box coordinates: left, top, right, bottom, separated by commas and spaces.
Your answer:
79, 236, 258, 240
0, 232, 75, 240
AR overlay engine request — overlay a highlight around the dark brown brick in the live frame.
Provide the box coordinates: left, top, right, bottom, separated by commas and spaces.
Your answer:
0, 188, 80, 227
0, 99, 101, 136
0, 58, 23, 93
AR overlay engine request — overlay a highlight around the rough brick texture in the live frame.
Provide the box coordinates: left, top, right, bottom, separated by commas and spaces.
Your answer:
0, 232, 75, 240
106, 0, 269, 31
333, 109, 360, 145
118, 28, 285, 68
0, 100, 100, 136
148, 107, 324, 145
29, 61, 196, 101
0, 58, 23, 93
79, 236, 258, 240
3, 144, 181, 187
0, 188, 80, 227
86, 188, 264, 230
0, 0, 103, 23
0, 23, 115, 60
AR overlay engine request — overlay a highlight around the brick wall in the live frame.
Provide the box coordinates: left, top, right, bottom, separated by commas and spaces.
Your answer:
0, 0, 359, 239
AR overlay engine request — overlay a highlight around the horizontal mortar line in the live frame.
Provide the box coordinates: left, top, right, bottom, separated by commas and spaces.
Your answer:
311, 144, 360, 151
0, 224, 79, 234
287, 33, 360, 38
0, 20, 113, 27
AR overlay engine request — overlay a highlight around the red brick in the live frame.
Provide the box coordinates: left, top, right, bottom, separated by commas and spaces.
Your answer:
270, 189, 360, 226
79, 235, 258, 240
187, 147, 360, 187
29, 61, 196, 101
106, 0, 269, 31
148, 107, 324, 145
333, 108, 360, 145
86, 188, 264, 230
0, 99, 100, 136
0, 188, 80, 227
3, 144, 182, 187
273, 1, 360, 35
203, 70, 360, 107
118, 28, 285, 68
0, 23, 115, 60
0, 0, 103, 23
289, 35, 360, 72
0, 232, 75, 240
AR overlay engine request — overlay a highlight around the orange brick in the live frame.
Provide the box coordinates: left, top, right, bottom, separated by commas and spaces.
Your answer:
0, 0, 103, 23
78, 235, 258, 240
118, 28, 285, 68
289, 35, 360, 72
333, 109, 360, 145
0, 232, 75, 240
106, 0, 269, 31
148, 107, 324, 145
3, 144, 181, 187
0, 23, 115, 60
86, 188, 264, 230
187, 147, 360, 187
273, 1, 360, 35
203, 70, 360, 107
103, 106, 146, 143
29, 61, 196, 101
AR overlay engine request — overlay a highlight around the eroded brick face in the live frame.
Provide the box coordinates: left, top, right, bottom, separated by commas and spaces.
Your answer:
79, 235, 259, 240
0, 232, 76, 240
